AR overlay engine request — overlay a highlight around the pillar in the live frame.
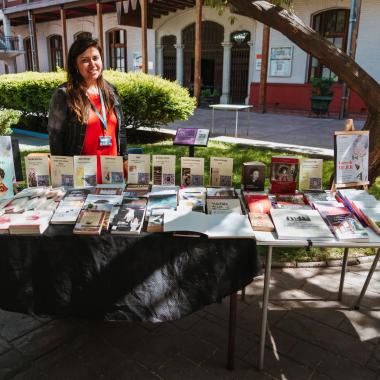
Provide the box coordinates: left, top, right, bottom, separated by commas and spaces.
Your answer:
220, 41, 232, 104
174, 43, 184, 86
245, 40, 255, 104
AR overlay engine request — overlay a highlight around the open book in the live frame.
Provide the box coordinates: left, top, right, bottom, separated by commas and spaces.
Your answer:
163, 210, 254, 238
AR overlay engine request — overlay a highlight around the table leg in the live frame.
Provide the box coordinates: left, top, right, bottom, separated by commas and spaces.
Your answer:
211, 107, 215, 136
354, 247, 380, 310
259, 246, 272, 371
235, 110, 239, 138
338, 248, 349, 301
227, 292, 237, 370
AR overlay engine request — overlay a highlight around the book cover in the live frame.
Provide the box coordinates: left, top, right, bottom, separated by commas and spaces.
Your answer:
325, 213, 369, 242
209, 157, 233, 187
74, 155, 97, 187
178, 187, 206, 212
163, 211, 254, 238
50, 200, 84, 224
128, 154, 150, 185
100, 155, 124, 184
83, 194, 123, 209
270, 156, 299, 194
152, 155, 176, 185
147, 193, 177, 215
73, 209, 105, 235
206, 187, 236, 199
248, 212, 275, 232
334, 132, 369, 184
206, 198, 242, 214
64, 187, 93, 201
244, 194, 272, 214
270, 209, 334, 240
241, 162, 266, 191
51, 156, 74, 188
181, 157, 204, 187
9, 210, 53, 235
25, 153, 50, 188
111, 202, 147, 235
0, 136, 16, 200
299, 158, 323, 190
95, 184, 125, 195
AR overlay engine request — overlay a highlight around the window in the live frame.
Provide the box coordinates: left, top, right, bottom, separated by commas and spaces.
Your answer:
75, 31, 92, 40
24, 37, 32, 71
48, 35, 63, 71
309, 9, 349, 81
107, 29, 126, 71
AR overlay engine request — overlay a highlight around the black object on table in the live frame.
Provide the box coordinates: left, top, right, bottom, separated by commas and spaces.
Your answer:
0, 226, 261, 369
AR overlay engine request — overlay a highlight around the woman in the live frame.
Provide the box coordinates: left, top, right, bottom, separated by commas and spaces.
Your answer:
48, 37, 128, 183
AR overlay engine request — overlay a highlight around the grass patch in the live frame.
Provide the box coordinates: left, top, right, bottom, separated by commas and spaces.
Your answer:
19, 137, 379, 263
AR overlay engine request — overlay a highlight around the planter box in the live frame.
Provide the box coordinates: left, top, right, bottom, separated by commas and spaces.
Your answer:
310, 95, 333, 116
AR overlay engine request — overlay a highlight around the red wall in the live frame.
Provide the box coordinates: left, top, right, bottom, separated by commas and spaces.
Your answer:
249, 83, 368, 117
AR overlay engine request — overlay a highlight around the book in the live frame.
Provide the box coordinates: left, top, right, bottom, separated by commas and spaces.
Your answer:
0, 214, 18, 234
152, 155, 176, 185
334, 132, 369, 184
274, 193, 310, 209
73, 209, 105, 235
206, 187, 236, 199
180, 157, 204, 187
209, 157, 233, 187
206, 198, 242, 214
111, 200, 147, 235
178, 187, 206, 213
299, 158, 323, 191
94, 184, 125, 195
244, 194, 272, 214
25, 153, 50, 188
74, 155, 97, 187
83, 194, 123, 209
270, 156, 299, 194
270, 209, 334, 240
147, 192, 177, 217
128, 154, 150, 185
324, 213, 369, 242
100, 155, 124, 184
64, 187, 93, 202
0, 136, 16, 200
163, 210, 254, 238
50, 156, 74, 188
9, 210, 53, 235
241, 162, 266, 192
50, 200, 84, 224
304, 190, 335, 206
248, 212, 275, 232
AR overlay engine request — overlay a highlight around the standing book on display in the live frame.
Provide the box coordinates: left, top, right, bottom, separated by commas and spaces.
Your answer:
25, 153, 50, 187
0, 136, 16, 200
209, 157, 233, 187
74, 155, 97, 187
51, 156, 74, 188
181, 157, 204, 187
270, 156, 299, 194
299, 158, 323, 191
334, 127, 369, 187
128, 154, 150, 185
241, 162, 266, 191
100, 155, 124, 184
152, 155, 176, 185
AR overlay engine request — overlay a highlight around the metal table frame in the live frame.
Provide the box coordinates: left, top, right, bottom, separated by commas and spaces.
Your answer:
209, 104, 253, 138
254, 229, 380, 371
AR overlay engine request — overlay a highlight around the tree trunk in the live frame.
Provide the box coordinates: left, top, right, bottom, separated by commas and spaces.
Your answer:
229, 0, 380, 183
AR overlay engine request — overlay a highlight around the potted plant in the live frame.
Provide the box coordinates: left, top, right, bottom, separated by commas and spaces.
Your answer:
310, 77, 334, 116
200, 88, 220, 108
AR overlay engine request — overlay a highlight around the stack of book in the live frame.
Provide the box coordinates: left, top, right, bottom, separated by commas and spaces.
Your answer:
242, 192, 274, 232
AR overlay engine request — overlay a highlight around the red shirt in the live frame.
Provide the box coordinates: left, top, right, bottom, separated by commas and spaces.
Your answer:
81, 93, 118, 184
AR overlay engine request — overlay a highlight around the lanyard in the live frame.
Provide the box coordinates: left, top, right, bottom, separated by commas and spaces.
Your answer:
88, 89, 107, 132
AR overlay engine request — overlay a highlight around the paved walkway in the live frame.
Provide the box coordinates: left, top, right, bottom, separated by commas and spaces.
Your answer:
1, 261, 379, 380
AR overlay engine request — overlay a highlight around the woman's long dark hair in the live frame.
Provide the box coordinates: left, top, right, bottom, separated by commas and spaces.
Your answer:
67, 37, 115, 124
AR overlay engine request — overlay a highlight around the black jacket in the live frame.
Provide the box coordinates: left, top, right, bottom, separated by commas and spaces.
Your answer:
47, 82, 128, 160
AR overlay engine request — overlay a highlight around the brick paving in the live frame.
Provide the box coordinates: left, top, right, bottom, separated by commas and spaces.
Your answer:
1, 262, 379, 380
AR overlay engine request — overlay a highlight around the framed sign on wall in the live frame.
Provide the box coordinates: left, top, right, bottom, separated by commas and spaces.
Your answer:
269, 47, 293, 77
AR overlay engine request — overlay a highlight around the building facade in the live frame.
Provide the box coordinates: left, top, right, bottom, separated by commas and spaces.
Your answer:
0, 0, 378, 115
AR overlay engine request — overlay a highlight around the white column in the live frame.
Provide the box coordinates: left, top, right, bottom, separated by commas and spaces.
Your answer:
220, 41, 232, 104
2, 13, 11, 50
246, 40, 255, 104
155, 44, 163, 76
174, 43, 184, 85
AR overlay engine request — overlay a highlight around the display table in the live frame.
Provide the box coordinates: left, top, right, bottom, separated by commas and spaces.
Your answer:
0, 226, 261, 321
254, 228, 380, 371
209, 104, 253, 137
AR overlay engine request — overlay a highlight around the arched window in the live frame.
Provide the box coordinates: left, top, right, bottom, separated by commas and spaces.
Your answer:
74, 31, 92, 40
107, 29, 127, 71
24, 37, 32, 71
48, 34, 63, 71
309, 9, 349, 81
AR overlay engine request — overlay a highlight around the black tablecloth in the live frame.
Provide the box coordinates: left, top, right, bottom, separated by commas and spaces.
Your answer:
0, 226, 261, 322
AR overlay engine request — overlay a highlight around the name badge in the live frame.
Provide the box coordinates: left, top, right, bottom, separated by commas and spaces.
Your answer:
99, 136, 112, 147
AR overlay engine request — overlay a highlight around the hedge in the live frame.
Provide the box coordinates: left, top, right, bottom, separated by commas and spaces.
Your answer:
0, 70, 196, 130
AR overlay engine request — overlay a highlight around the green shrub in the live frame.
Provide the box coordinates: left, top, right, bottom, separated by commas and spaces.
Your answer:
0, 70, 196, 131
0, 108, 22, 135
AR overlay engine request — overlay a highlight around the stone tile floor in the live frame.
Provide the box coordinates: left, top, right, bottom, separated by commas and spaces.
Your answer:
1, 262, 379, 380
